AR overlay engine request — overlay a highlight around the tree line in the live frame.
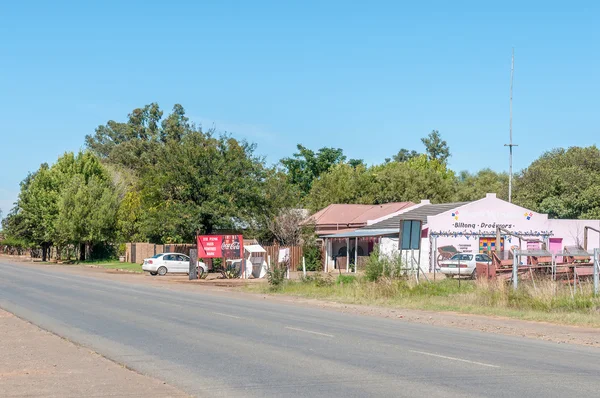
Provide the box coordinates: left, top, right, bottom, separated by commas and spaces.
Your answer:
2, 103, 600, 260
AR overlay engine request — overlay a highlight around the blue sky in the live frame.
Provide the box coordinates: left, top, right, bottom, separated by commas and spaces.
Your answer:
1, 0, 598, 216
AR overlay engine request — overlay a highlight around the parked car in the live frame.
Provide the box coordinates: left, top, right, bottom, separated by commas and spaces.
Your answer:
142, 253, 207, 276
438, 253, 492, 279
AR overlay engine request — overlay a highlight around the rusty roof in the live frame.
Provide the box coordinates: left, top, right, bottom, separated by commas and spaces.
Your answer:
303, 202, 415, 230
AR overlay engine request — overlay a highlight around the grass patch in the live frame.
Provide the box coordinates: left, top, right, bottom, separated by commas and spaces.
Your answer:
59, 259, 143, 273
95, 261, 143, 273
247, 276, 600, 327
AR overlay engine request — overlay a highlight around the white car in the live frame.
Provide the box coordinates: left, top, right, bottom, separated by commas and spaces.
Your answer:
439, 253, 492, 279
142, 253, 207, 276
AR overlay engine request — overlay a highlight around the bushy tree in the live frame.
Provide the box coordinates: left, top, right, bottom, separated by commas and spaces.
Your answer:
421, 130, 450, 164
370, 155, 456, 204
393, 148, 419, 162
306, 155, 456, 211
306, 163, 375, 211
513, 146, 600, 219
455, 169, 509, 202
281, 145, 350, 196
139, 132, 268, 242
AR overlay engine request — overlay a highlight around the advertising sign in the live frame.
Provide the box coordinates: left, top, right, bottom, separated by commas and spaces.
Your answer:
221, 234, 243, 259
197, 235, 223, 258
197, 235, 244, 259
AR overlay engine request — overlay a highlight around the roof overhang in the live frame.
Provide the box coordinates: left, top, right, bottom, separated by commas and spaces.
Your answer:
321, 229, 398, 239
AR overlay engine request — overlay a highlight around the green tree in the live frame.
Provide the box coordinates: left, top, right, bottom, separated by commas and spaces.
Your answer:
85, 103, 190, 172
55, 173, 118, 260
455, 169, 509, 201
12, 164, 61, 260
393, 148, 419, 162
421, 130, 450, 164
140, 132, 268, 242
306, 155, 457, 211
513, 146, 600, 219
370, 155, 456, 204
116, 190, 144, 242
281, 145, 347, 196
306, 163, 375, 212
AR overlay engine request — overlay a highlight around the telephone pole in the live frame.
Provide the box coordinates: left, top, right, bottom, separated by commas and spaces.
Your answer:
505, 48, 517, 203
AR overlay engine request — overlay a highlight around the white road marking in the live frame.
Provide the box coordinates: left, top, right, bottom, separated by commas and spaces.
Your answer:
211, 312, 244, 320
409, 350, 500, 368
285, 326, 334, 338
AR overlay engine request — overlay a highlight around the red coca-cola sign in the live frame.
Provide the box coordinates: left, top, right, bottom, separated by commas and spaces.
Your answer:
221, 235, 242, 258
197, 235, 243, 259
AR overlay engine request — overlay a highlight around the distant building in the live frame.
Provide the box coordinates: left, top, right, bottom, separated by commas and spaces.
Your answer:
301, 202, 415, 270
320, 194, 600, 273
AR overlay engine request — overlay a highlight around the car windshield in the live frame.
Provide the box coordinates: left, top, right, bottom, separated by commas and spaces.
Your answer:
152, 253, 163, 258
450, 254, 473, 261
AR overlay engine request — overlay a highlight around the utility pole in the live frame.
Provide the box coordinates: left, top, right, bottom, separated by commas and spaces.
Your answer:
505, 48, 517, 203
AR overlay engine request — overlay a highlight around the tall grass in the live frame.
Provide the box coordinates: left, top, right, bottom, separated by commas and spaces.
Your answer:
251, 275, 600, 326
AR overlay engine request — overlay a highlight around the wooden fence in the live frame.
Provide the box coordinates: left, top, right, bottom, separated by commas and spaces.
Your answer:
263, 245, 304, 269
333, 255, 369, 271
126, 242, 305, 267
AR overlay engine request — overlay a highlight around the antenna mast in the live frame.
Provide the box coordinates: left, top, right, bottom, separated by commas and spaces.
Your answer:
505, 48, 517, 203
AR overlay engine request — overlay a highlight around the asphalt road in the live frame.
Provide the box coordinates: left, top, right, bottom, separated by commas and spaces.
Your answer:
1, 260, 599, 397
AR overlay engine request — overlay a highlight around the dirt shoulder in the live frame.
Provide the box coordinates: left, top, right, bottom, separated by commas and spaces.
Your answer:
3, 255, 600, 349
0, 308, 188, 398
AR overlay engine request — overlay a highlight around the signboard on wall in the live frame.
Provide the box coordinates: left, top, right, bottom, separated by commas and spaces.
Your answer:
197, 235, 244, 258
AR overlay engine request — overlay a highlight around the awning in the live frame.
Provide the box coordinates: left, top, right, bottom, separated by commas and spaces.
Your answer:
321, 228, 398, 239
245, 244, 266, 253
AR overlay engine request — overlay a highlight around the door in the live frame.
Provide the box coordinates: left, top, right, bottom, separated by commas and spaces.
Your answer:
178, 255, 190, 273
162, 254, 177, 273
549, 238, 563, 262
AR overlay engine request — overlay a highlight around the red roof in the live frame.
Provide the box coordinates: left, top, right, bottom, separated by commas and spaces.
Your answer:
303, 202, 415, 235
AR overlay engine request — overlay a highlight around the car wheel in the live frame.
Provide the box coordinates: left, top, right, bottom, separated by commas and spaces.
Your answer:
471, 269, 477, 279
445, 274, 454, 279
150, 271, 158, 276
196, 266, 205, 278
157, 266, 168, 276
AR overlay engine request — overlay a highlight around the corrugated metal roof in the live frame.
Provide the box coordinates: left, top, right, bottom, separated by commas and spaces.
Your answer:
321, 228, 398, 238
302, 202, 414, 227
362, 202, 470, 230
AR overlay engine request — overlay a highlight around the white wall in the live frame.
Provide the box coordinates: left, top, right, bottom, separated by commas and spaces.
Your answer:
379, 236, 430, 274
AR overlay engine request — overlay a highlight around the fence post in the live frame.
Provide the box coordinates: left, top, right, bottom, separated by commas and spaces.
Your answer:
189, 249, 198, 280
512, 250, 519, 290
594, 248, 599, 297
302, 256, 306, 277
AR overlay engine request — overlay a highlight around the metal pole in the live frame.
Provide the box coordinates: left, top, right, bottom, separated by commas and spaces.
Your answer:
506, 48, 515, 203
302, 256, 306, 278
594, 248, 599, 297
324, 238, 329, 272
513, 250, 519, 290
433, 236, 437, 281
355, 237, 358, 273
346, 237, 350, 273
458, 255, 461, 289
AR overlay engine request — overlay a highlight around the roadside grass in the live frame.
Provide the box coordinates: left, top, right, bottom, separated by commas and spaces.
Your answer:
94, 261, 143, 273
247, 275, 600, 327
60, 259, 143, 273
